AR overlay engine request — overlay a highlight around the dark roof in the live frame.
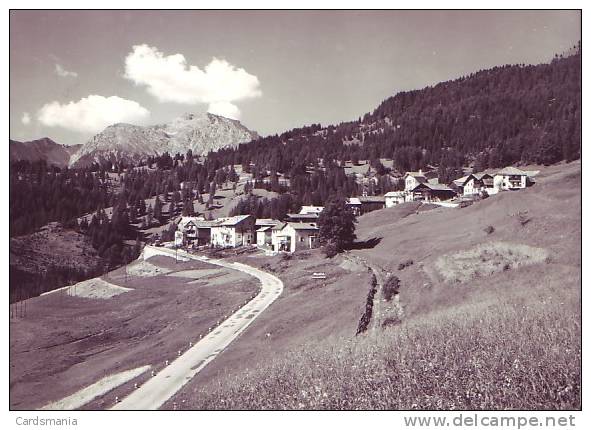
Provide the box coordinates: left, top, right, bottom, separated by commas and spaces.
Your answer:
412, 182, 455, 192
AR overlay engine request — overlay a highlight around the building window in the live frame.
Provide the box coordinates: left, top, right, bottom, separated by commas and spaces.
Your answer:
300, 237, 304, 242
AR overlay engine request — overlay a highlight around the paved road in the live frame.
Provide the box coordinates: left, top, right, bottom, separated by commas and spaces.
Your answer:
111, 246, 283, 410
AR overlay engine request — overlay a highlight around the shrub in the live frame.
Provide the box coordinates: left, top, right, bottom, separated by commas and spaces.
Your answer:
484, 225, 495, 235
397, 259, 414, 271
517, 211, 532, 226
323, 242, 338, 258
356, 274, 377, 335
382, 275, 400, 301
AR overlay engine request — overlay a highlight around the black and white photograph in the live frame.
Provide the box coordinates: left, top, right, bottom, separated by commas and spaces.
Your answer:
6, 4, 584, 428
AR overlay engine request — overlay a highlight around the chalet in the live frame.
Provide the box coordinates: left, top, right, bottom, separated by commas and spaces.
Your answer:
286, 206, 324, 223
404, 170, 427, 191
256, 226, 273, 248
271, 222, 319, 253
255, 219, 282, 248
345, 197, 362, 215
409, 183, 456, 202
358, 195, 386, 214
453, 173, 495, 197
210, 215, 256, 248
493, 167, 530, 191
177, 216, 215, 246
384, 191, 406, 207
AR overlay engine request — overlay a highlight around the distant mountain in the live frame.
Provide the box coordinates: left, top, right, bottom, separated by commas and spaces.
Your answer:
69, 112, 259, 167
9, 138, 81, 168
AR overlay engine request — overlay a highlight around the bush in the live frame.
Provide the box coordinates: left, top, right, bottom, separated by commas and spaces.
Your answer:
397, 259, 414, 271
382, 275, 400, 301
323, 242, 338, 258
356, 274, 377, 335
517, 211, 532, 226
484, 225, 495, 235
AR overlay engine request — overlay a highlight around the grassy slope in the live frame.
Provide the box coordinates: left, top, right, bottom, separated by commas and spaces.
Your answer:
185, 161, 580, 410
166, 249, 373, 409
9, 255, 259, 410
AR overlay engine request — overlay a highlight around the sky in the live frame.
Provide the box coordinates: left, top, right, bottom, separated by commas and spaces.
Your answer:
9, 10, 581, 145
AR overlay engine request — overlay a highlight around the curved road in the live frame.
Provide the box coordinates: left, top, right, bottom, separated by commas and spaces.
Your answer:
111, 246, 283, 410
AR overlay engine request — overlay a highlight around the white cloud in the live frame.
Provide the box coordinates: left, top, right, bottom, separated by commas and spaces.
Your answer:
37, 95, 150, 133
124, 44, 261, 119
55, 63, 78, 78
207, 101, 241, 120
21, 112, 31, 125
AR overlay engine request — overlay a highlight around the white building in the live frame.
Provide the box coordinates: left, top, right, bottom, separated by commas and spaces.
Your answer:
345, 197, 362, 215
384, 191, 406, 207
493, 167, 528, 191
403, 170, 427, 191
299, 206, 324, 215
210, 215, 255, 248
255, 219, 281, 248
271, 222, 319, 253
453, 173, 496, 196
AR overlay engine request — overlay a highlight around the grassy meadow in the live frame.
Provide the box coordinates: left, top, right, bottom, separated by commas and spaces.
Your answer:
183, 161, 580, 410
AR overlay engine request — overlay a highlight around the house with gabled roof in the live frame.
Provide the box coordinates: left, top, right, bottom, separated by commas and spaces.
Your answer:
210, 214, 255, 248
404, 170, 427, 191
453, 173, 496, 196
271, 222, 319, 253
409, 182, 457, 202
385, 191, 406, 207
177, 216, 217, 246
255, 219, 282, 248
345, 197, 362, 215
493, 166, 529, 191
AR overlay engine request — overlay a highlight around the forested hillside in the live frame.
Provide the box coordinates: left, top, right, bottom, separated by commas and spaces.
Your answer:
9, 46, 581, 244
207, 45, 580, 178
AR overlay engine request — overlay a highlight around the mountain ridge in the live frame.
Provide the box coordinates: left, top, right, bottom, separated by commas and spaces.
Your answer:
10, 137, 81, 168
69, 112, 259, 168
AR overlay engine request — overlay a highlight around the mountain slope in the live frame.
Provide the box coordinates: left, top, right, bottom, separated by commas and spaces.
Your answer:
206, 48, 580, 178
70, 112, 258, 168
10, 138, 81, 168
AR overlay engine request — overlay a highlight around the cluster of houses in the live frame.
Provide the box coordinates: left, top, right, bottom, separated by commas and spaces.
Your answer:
382, 166, 538, 207
177, 206, 323, 254
175, 166, 537, 254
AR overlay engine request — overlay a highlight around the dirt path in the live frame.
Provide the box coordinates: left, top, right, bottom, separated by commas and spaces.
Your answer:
111, 246, 284, 410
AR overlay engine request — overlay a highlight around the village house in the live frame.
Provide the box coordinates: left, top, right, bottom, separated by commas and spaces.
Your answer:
409, 182, 456, 202
210, 214, 256, 248
493, 166, 531, 191
255, 219, 282, 248
177, 216, 214, 246
404, 170, 427, 191
453, 173, 496, 197
384, 191, 406, 207
286, 206, 324, 223
271, 222, 319, 253
345, 197, 362, 215
358, 195, 386, 214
